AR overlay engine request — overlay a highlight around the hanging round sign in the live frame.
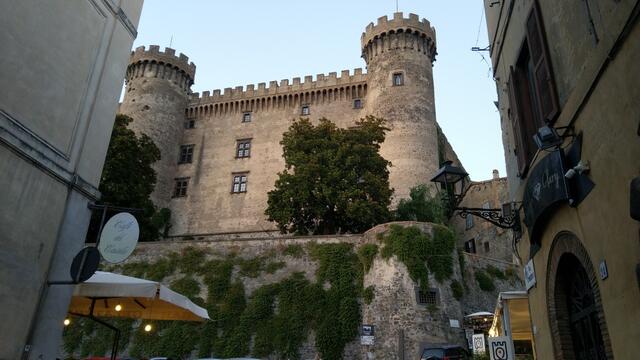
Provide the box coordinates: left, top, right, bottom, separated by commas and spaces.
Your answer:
98, 212, 139, 263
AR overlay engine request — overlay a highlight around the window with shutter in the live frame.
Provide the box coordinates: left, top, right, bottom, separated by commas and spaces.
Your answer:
508, 69, 529, 176
526, 1, 559, 123
507, 2, 557, 178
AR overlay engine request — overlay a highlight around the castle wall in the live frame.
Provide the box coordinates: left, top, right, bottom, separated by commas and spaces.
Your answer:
172, 70, 369, 235
451, 172, 515, 263
121, 13, 468, 238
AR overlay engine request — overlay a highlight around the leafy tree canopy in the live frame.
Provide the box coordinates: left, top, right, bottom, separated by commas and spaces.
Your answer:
87, 114, 168, 242
265, 116, 392, 235
395, 184, 446, 224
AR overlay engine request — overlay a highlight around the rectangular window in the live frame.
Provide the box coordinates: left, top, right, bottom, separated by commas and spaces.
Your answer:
484, 242, 490, 253
393, 72, 404, 86
508, 2, 558, 177
232, 173, 248, 193
173, 178, 189, 197
236, 139, 251, 158
242, 112, 252, 122
353, 99, 362, 109
464, 238, 476, 254
179, 144, 194, 164
184, 119, 195, 129
465, 215, 474, 229
416, 288, 438, 306
301, 105, 310, 116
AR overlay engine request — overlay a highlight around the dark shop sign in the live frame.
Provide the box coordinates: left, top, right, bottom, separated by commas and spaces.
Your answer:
523, 150, 569, 248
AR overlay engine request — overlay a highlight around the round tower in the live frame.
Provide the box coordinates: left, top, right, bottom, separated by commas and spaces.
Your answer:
119, 45, 196, 208
361, 13, 439, 204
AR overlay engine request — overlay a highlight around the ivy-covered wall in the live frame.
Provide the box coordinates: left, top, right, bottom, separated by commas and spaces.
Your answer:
63, 223, 510, 359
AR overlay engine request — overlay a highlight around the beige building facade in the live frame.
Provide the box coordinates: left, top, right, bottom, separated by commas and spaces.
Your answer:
0, 1, 143, 358
120, 13, 467, 237
484, 0, 640, 358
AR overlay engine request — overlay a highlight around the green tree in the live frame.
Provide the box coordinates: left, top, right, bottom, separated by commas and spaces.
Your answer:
266, 116, 392, 235
395, 184, 446, 224
88, 114, 168, 242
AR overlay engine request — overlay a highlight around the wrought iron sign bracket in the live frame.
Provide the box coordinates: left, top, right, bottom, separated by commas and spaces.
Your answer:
455, 206, 522, 234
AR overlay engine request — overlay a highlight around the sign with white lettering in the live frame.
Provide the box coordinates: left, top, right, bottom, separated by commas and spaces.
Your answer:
472, 334, 486, 354
524, 259, 536, 290
98, 212, 139, 263
360, 335, 374, 345
488, 336, 514, 360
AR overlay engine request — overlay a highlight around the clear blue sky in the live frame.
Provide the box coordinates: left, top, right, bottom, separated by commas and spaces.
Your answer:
131, 0, 505, 181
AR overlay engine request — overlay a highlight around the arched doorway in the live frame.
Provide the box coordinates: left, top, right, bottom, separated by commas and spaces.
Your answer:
557, 254, 607, 359
546, 233, 613, 360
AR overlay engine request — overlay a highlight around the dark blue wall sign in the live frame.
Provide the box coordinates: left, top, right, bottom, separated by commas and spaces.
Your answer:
523, 150, 570, 255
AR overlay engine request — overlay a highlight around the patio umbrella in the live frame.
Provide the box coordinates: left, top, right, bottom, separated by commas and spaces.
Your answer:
66, 271, 209, 360
68, 271, 209, 321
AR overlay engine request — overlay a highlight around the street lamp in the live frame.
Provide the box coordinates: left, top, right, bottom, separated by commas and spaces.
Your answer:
430, 161, 522, 234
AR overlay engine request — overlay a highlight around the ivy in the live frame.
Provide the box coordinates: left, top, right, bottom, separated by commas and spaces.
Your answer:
67, 244, 367, 359
282, 243, 305, 258
357, 243, 379, 273
379, 224, 456, 286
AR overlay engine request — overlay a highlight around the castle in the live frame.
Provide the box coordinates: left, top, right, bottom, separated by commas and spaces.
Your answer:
119, 12, 464, 238
93, 13, 523, 359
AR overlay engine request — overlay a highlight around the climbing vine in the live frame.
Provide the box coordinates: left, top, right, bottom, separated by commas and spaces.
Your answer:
66, 243, 367, 360
379, 224, 456, 286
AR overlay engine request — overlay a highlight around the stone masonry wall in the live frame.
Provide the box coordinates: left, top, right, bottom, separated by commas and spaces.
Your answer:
99, 221, 490, 359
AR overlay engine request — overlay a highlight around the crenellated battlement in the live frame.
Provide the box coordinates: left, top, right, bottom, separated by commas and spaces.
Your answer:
361, 12, 437, 62
129, 45, 196, 80
188, 68, 367, 105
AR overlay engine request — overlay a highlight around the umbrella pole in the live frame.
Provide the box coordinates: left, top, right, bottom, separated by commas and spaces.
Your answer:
88, 315, 120, 360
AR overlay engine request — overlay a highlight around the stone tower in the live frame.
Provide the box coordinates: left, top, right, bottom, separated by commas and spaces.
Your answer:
119, 45, 196, 208
361, 13, 439, 203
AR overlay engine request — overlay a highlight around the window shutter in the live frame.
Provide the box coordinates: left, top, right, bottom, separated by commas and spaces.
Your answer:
508, 68, 528, 176
527, 2, 559, 123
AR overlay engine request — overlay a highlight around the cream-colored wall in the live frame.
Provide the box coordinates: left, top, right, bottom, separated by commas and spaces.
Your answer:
129, 12, 454, 237
173, 81, 368, 235
486, 0, 640, 358
0, 0, 142, 357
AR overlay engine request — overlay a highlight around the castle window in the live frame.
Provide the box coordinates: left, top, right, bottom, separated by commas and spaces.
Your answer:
236, 139, 251, 158
416, 287, 438, 306
465, 214, 474, 229
232, 173, 248, 193
301, 105, 310, 116
392, 72, 404, 86
242, 112, 252, 122
464, 238, 476, 254
184, 119, 195, 129
173, 178, 189, 197
484, 242, 490, 253
353, 99, 362, 109
178, 144, 194, 164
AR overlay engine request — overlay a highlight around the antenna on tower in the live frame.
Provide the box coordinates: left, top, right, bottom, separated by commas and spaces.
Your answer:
169, 35, 174, 48
396, 0, 399, 12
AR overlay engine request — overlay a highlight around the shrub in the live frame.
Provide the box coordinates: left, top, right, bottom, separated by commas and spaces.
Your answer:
363, 286, 375, 304
450, 280, 464, 300
475, 270, 495, 292
485, 264, 506, 280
